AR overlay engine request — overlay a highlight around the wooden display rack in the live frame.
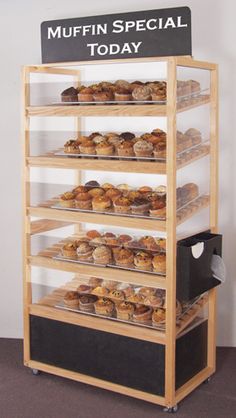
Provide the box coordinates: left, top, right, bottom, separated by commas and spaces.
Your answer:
22, 56, 218, 412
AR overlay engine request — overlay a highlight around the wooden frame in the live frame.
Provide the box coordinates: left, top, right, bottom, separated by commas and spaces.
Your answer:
22, 56, 218, 409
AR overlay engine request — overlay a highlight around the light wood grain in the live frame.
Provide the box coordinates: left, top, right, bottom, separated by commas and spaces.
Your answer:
175, 366, 214, 403
176, 57, 217, 70
26, 65, 80, 76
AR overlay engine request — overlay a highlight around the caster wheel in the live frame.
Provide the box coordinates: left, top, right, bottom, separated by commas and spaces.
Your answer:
31, 368, 41, 376
163, 405, 178, 413
204, 376, 212, 384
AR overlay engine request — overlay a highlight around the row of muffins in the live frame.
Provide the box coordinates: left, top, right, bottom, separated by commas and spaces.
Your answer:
61, 79, 167, 102
61, 239, 166, 273
63, 128, 203, 159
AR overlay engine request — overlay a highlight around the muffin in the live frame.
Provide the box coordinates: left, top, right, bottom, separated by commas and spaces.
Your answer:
130, 198, 150, 215
78, 87, 94, 102
92, 245, 112, 264
94, 298, 114, 317
92, 134, 106, 144
132, 86, 152, 101
79, 140, 96, 155
182, 183, 199, 202
107, 135, 123, 150
75, 192, 92, 210
96, 141, 114, 156
105, 188, 122, 202
152, 308, 166, 326
117, 141, 134, 157
89, 236, 106, 246
77, 284, 93, 294
114, 248, 134, 267
61, 87, 78, 102
133, 306, 153, 323
155, 238, 166, 251
60, 191, 75, 208
93, 89, 114, 102
63, 291, 79, 308
92, 286, 109, 297
116, 301, 134, 320
62, 242, 78, 259
185, 128, 202, 146
85, 181, 101, 190
86, 230, 101, 240
79, 294, 97, 312
64, 139, 80, 154
76, 242, 93, 261
88, 187, 105, 198
151, 88, 166, 102
138, 236, 159, 251
152, 253, 166, 273
73, 185, 88, 194
118, 234, 132, 245
102, 183, 115, 190
155, 185, 166, 197
120, 132, 136, 141
153, 141, 166, 159
88, 277, 103, 287
92, 195, 112, 211
149, 200, 166, 218
113, 196, 132, 214
134, 251, 153, 271
134, 140, 153, 158
114, 88, 132, 102
115, 79, 130, 90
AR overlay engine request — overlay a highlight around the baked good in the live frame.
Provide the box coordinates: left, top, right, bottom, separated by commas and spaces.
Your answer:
118, 234, 132, 244
96, 141, 114, 156
61, 87, 78, 102
101, 183, 114, 190
105, 188, 122, 201
92, 195, 112, 211
117, 141, 134, 157
129, 80, 144, 91
89, 132, 102, 140
149, 200, 166, 218
75, 192, 92, 210
108, 289, 125, 301
155, 238, 166, 251
76, 242, 93, 261
63, 291, 79, 308
144, 294, 163, 308
134, 251, 153, 271
93, 89, 114, 102
114, 248, 134, 267
79, 294, 97, 312
107, 135, 123, 150
130, 198, 150, 215
133, 140, 153, 158
117, 183, 130, 191
114, 88, 132, 102
116, 301, 134, 320
94, 298, 114, 317
182, 183, 199, 202
64, 139, 80, 154
138, 236, 159, 251
155, 185, 166, 196
189, 80, 201, 94
185, 128, 202, 146
138, 287, 156, 297
113, 196, 132, 214
162, 299, 182, 316
152, 253, 166, 273
92, 286, 109, 297
127, 190, 141, 201
88, 187, 105, 198
102, 280, 118, 290
138, 186, 153, 195
153, 141, 166, 159
90, 236, 106, 246
62, 242, 78, 259
86, 230, 101, 240
132, 86, 152, 101
92, 245, 112, 264
92, 134, 106, 144
127, 293, 145, 304
85, 180, 100, 189
88, 277, 103, 287
133, 306, 153, 323
115, 79, 131, 90
60, 191, 75, 208
77, 284, 93, 294
79, 140, 96, 155
78, 87, 94, 102
105, 235, 119, 246
73, 185, 88, 194
152, 308, 166, 326
119, 132, 135, 141
151, 88, 166, 101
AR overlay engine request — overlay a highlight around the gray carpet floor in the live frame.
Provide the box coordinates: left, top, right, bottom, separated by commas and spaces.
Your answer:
0, 339, 235, 418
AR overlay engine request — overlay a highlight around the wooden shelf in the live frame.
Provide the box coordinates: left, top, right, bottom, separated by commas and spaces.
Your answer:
29, 255, 166, 288
28, 206, 166, 231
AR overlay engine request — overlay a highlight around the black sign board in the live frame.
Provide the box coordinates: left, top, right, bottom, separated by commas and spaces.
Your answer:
41, 7, 191, 63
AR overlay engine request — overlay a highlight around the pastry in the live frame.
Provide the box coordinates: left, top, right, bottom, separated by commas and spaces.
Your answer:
113, 196, 132, 213
94, 298, 114, 317
89, 132, 102, 140
116, 301, 134, 320
133, 306, 153, 323
88, 277, 103, 287
127, 190, 141, 201
152, 253, 166, 273
152, 308, 166, 326
90, 236, 107, 246
134, 251, 153, 271
117, 141, 134, 157
114, 248, 134, 267
117, 183, 130, 191
105, 235, 119, 246
115, 79, 131, 90
105, 188, 122, 201
75, 192, 92, 210
138, 236, 159, 251
144, 294, 163, 308
93, 89, 114, 102
114, 88, 132, 102
63, 291, 79, 308
61, 87, 78, 102
92, 195, 112, 211
92, 286, 109, 297
61, 242, 78, 259
60, 191, 75, 208
153, 141, 166, 159
88, 187, 105, 198
102, 280, 118, 290
78, 87, 94, 102
107, 135, 123, 150
132, 86, 152, 101
155, 185, 166, 196
92, 134, 106, 144
189, 80, 201, 94
118, 234, 132, 244
143, 134, 162, 146
92, 245, 112, 264
185, 128, 202, 146
129, 80, 144, 91
79, 294, 97, 312
77, 284, 93, 294
127, 293, 145, 304
119, 132, 135, 141
86, 230, 101, 240
73, 185, 88, 194
130, 198, 150, 215
79, 140, 96, 155
138, 287, 156, 296
108, 289, 125, 301
85, 180, 100, 189
155, 238, 166, 251
64, 139, 80, 154
138, 186, 153, 195
133, 140, 153, 158
76, 242, 93, 261
96, 141, 114, 156
102, 182, 114, 189
182, 183, 199, 202
149, 200, 166, 217
116, 283, 134, 297
151, 88, 166, 101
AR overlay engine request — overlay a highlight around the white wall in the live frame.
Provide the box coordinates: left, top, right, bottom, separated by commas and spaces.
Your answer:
0, 0, 235, 346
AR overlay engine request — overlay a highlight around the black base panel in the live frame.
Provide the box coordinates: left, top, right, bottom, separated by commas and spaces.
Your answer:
176, 320, 208, 389
30, 315, 165, 396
